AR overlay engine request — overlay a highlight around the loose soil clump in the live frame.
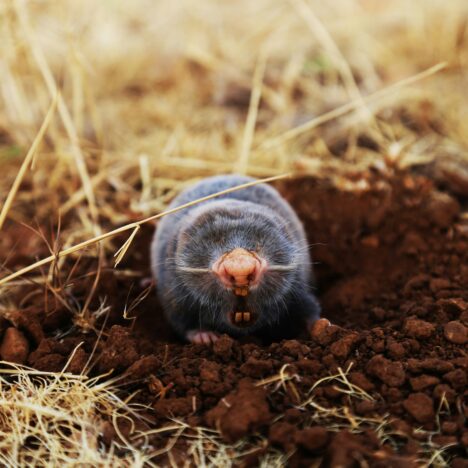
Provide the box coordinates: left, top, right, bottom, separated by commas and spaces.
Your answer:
1, 170, 467, 466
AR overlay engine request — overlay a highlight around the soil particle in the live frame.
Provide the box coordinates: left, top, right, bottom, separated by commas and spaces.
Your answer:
28, 336, 94, 372
390, 418, 413, 437
329, 331, 360, 358
349, 372, 375, 392
295, 426, 329, 452
409, 375, 440, 391
268, 422, 297, 451
97, 325, 140, 373
123, 355, 160, 381
437, 297, 467, 316
433, 384, 457, 404
205, 379, 272, 443
67, 347, 88, 374
407, 358, 454, 374
355, 400, 378, 415
443, 369, 467, 390
403, 318, 435, 339
33, 353, 67, 371
212, 334, 234, 360
402, 393, 434, 423
443, 320, 468, 344
441, 421, 458, 435
309, 318, 333, 342
280, 339, 310, 358
324, 431, 366, 468
386, 339, 406, 359
295, 358, 321, 375
322, 430, 412, 468
366, 355, 406, 387
0, 327, 29, 364
2, 308, 44, 344
240, 357, 274, 377
153, 396, 195, 418
199, 360, 221, 381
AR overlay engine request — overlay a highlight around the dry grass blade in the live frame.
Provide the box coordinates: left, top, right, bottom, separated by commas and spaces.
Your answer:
114, 225, 141, 267
0, 173, 290, 286
255, 364, 301, 393
0, 94, 58, 230
260, 62, 447, 150
237, 52, 267, 175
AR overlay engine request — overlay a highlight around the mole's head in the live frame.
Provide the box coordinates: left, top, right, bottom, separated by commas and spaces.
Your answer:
173, 200, 306, 335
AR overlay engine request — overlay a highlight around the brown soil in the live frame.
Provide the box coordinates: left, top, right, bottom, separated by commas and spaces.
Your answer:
1, 170, 468, 466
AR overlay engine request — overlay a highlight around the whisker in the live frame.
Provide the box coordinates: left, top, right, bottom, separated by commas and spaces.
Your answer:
267, 264, 297, 272
176, 266, 212, 274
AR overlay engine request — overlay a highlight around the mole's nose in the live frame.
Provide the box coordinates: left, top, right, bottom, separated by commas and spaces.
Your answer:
212, 248, 266, 289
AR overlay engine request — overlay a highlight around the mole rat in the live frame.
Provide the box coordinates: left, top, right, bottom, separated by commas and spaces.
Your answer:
151, 175, 320, 344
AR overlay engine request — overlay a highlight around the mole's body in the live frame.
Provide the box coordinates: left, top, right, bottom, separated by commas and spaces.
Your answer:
151, 175, 320, 344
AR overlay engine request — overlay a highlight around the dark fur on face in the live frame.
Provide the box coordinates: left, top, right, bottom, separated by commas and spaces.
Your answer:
171, 200, 305, 336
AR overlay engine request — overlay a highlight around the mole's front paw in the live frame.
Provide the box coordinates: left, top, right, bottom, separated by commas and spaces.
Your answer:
186, 330, 220, 345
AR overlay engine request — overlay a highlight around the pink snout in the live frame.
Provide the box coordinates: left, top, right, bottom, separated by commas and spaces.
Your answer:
212, 248, 267, 289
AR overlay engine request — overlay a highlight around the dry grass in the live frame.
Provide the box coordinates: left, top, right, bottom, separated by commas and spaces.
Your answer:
0, 361, 151, 466
1, 360, 450, 467
0, 359, 339, 466
256, 364, 454, 467
1, 0, 468, 464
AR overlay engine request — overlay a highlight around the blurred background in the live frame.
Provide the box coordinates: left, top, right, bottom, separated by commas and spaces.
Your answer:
0, 0, 468, 252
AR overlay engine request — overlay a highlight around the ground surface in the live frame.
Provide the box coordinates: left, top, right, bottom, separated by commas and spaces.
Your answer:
1, 1, 468, 465
1, 170, 467, 466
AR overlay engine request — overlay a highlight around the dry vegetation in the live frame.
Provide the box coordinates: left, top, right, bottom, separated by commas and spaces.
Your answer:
0, 0, 467, 465
2, 360, 451, 467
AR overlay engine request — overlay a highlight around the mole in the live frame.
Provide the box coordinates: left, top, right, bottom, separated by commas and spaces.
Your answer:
151, 175, 320, 344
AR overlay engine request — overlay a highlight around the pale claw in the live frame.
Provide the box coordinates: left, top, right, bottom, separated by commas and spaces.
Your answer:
186, 330, 220, 345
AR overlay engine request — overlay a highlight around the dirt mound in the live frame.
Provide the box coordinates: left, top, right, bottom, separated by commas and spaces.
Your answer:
1, 171, 467, 465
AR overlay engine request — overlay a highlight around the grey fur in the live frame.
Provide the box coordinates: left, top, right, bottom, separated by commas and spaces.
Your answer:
151, 175, 320, 341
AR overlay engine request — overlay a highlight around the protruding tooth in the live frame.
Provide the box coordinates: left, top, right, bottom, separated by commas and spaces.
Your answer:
235, 312, 243, 323
234, 287, 249, 296
243, 312, 251, 322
